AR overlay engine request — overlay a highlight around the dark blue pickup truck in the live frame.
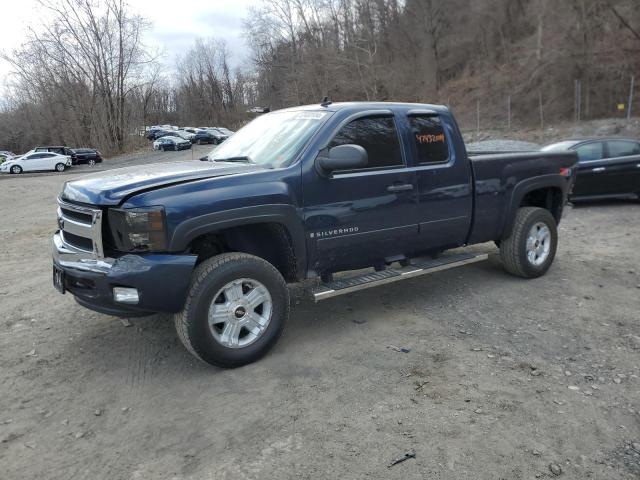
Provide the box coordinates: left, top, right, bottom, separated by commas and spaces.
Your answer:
53, 102, 577, 367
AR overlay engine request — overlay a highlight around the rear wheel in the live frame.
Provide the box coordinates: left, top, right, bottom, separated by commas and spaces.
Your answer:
88, 159, 96, 166
55, 163, 66, 172
174, 253, 289, 368
10, 165, 22, 174
499, 207, 558, 278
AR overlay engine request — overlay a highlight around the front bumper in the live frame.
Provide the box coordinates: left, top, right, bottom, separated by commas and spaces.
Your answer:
53, 232, 197, 317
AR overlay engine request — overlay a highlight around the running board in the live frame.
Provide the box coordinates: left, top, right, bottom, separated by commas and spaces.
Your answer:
312, 252, 488, 302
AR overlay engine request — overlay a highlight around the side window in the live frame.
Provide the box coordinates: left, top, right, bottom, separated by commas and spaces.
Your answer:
574, 142, 604, 162
607, 140, 640, 158
329, 115, 403, 170
408, 115, 449, 164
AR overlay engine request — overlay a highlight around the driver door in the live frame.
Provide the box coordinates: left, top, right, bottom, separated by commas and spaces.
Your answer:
22, 153, 42, 171
302, 113, 419, 273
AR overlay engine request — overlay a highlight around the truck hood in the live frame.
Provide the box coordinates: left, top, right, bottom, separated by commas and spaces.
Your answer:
61, 160, 267, 206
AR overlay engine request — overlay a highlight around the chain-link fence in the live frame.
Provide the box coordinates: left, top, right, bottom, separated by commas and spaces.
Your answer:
447, 76, 638, 134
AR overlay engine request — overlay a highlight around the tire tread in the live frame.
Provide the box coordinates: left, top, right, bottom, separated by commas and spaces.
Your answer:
500, 207, 556, 278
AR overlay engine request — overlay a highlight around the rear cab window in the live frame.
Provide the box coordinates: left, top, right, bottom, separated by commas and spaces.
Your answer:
574, 142, 604, 162
607, 140, 640, 158
407, 115, 449, 164
328, 115, 403, 171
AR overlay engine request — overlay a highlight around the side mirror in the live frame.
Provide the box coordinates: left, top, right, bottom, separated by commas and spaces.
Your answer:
199, 156, 209, 161
317, 144, 368, 173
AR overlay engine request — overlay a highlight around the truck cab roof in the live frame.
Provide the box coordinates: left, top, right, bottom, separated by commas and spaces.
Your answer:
277, 101, 449, 115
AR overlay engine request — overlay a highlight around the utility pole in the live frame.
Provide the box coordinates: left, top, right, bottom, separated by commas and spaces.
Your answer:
476, 99, 480, 135
628, 75, 635, 120
507, 95, 511, 130
575, 79, 582, 122
539, 90, 544, 130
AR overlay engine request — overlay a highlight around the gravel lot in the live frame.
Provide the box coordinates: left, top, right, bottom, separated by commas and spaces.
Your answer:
0, 151, 639, 479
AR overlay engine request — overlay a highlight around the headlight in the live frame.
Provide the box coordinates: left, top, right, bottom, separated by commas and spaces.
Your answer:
107, 206, 167, 252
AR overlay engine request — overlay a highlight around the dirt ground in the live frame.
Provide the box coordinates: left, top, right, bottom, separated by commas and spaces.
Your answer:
0, 151, 639, 479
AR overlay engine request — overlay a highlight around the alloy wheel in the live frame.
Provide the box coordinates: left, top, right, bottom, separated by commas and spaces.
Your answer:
207, 278, 273, 348
526, 222, 551, 266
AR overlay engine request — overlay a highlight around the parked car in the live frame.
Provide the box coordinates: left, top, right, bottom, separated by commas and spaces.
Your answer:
35, 146, 77, 165
153, 136, 192, 151
247, 106, 270, 114
0, 150, 15, 163
208, 128, 229, 143
73, 148, 103, 166
146, 129, 174, 141
175, 130, 196, 142
541, 138, 640, 201
216, 127, 234, 136
52, 101, 577, 368
1, 151, 71, 173
193, 129, 223, 145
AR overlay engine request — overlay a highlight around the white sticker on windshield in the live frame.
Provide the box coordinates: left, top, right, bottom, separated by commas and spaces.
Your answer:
293, 112, 328, 120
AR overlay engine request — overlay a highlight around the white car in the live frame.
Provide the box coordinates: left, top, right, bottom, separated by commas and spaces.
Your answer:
0, 151, 72, 174
175, 130, 196, 141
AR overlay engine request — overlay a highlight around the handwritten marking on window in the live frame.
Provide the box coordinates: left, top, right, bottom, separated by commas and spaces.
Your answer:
416, 133, 445, 144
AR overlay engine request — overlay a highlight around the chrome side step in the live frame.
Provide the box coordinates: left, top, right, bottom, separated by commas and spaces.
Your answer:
312, 251, 489, 302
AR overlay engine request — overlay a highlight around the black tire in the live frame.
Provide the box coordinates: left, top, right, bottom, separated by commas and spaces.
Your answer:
499, 207, 558, 278
11, 165, 22, 174
174, 253, 289, 368
55, 163, 66, 172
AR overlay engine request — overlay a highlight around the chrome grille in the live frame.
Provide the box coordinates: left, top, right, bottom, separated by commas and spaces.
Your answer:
57, 198, 104, 258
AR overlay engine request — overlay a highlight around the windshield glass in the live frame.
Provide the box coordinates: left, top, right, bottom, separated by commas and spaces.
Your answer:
207, 110, 331, 168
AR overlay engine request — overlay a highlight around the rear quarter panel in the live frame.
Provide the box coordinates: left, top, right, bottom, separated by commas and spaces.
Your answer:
468, 151, 577, 244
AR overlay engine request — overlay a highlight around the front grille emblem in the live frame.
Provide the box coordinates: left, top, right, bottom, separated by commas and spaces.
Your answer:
58, 217, 65, 230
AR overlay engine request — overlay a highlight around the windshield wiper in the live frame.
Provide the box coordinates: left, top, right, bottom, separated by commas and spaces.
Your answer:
213, 156, 253, 164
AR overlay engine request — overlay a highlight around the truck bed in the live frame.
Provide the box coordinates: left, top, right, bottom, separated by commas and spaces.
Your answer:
467, 151, 578, 245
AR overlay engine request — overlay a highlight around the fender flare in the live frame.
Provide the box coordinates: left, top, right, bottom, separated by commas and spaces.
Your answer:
501, 174, 568, 239
169, 204, 307, 277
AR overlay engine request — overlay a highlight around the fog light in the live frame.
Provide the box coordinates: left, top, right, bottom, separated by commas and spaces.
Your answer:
113, 287, 139, 304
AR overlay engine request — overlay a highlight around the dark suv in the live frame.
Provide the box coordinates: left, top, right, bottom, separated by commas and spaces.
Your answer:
35, 146, 77, 165
73, 148, 103, 166
193, 130, 225, 145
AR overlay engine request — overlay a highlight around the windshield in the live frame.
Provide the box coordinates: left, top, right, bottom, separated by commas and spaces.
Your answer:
207, 110, 331, 168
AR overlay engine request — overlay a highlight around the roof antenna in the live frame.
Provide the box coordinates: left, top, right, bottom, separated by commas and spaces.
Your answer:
320, 96, 332, 107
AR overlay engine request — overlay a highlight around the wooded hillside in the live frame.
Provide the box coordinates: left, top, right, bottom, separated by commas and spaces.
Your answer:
1, 0, 638, 153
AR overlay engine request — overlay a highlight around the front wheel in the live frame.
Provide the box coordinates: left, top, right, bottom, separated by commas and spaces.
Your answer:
88, 159, 96, 166
55, 163, 66, 172
11, 165, 22, 174
499, 207, 558, 278
174, 253, 289, 368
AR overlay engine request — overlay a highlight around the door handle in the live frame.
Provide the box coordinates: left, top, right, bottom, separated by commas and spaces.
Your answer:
387, 183, 414, 193
592, 167, 606, 172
